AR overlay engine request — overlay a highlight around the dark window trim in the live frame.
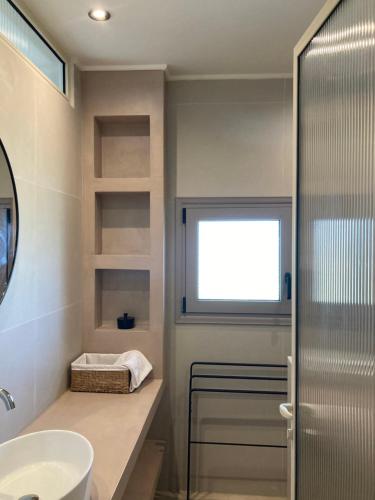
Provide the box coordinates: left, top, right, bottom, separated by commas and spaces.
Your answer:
175, 197, 292, 326
5, 0, 66, 93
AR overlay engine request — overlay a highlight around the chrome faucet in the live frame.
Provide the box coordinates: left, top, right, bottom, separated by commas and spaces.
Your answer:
0, 388, 15, 411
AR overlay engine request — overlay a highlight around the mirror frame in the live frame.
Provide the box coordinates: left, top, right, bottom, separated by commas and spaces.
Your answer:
0, 138, 19, 305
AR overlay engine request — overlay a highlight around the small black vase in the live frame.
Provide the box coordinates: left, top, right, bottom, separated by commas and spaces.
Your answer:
117, 313, 135, 330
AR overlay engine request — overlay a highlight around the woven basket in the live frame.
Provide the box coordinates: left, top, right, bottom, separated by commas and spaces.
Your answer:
71, 353, 130, 394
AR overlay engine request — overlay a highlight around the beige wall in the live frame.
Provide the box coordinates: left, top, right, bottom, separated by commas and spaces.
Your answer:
0, 38, 82, 441
151, 79, 293, 497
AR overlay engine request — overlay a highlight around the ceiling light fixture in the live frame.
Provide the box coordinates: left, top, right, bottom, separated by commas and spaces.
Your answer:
88, 9, 111, 21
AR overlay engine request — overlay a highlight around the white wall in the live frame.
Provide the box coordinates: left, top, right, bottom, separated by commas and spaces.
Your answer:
0, 37, 82, 441
152, 79, 293, 497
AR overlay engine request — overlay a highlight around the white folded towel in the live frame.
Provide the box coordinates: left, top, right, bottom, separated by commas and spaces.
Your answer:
114, 350, 153, 392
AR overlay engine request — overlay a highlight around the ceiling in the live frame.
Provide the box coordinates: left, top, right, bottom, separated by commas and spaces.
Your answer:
22, 0, 326, 77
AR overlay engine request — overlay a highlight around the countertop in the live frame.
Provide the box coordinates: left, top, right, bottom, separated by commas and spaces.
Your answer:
23, 378, 164, 500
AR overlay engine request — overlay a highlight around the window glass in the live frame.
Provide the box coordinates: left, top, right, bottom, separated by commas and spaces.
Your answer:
198, 220, 280, 301
0, 0, 65, 92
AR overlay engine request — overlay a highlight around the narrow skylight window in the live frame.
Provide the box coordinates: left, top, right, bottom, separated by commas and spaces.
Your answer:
0, 0, 66, 93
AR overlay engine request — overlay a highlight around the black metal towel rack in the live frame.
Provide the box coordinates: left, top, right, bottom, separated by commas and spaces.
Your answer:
186, 361, 288, 499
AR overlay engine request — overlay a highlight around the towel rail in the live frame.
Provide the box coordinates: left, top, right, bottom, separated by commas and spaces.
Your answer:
186, 361, 288, 499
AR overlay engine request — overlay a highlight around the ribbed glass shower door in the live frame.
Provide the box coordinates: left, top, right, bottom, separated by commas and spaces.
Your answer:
297, 1, 375, 499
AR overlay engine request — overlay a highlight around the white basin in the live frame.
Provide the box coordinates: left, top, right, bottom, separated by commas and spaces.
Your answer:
0, 430, 94, 500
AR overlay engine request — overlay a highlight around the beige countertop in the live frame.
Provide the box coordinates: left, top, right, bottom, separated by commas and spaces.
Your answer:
23, 378, 164, 500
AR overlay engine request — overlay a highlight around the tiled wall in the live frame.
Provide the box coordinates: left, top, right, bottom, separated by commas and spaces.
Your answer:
0, 37, 82, 442
152, 79, 293, 497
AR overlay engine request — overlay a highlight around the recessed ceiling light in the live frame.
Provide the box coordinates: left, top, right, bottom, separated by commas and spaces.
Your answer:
88, 9, 111, 21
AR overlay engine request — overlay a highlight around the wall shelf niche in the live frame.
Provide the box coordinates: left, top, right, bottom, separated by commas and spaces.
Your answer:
94, 115, 150, 179
82, 70, 165, 378
122, 440, 165, 500
95, 192, 150, 256
95, 269, 150, 333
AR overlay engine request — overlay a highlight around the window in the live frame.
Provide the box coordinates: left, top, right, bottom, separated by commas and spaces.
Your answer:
176, 198, 292, 325
0, 0, 66, 93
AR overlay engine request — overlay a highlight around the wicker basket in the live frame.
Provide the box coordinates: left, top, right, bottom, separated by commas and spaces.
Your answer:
71, 353, 130, 394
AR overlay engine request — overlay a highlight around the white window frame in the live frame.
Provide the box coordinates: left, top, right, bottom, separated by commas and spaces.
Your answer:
176, 198, 292, 326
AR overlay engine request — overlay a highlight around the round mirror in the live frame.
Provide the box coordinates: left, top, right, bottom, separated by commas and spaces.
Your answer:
0, 140, 18, 304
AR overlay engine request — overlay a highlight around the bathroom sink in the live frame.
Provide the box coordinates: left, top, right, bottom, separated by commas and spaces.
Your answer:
0, 430, 94, 500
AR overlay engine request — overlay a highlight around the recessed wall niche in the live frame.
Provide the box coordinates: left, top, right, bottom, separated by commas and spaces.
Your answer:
95, 269, 150, 333
94, 116, 150, 178
95, 192, 150, 256
82, 70, 165, 377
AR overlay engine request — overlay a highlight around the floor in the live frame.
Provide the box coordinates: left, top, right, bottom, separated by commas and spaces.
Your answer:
189, 495, 286, 500
156, 493, 286, 500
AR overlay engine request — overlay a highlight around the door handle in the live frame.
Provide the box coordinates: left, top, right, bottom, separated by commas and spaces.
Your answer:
279, 402, 293, 420
284, 272, 292, 300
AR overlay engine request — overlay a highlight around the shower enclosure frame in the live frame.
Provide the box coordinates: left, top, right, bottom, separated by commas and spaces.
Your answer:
291, 1, 343, 500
